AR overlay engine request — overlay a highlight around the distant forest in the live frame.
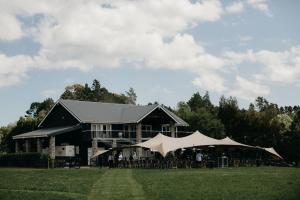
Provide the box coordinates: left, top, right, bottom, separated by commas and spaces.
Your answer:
0, 79, 299, 163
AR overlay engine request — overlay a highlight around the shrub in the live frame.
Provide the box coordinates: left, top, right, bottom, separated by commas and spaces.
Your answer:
0, 152, 49, 168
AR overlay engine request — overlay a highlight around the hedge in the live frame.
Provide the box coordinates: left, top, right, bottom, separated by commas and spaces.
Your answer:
0, 152, 49, 168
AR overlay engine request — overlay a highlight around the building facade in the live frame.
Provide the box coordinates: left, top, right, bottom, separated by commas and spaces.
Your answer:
13, 100, 188, 165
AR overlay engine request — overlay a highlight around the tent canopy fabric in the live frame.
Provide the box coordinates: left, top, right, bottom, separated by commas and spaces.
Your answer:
134, 133, 178, 157
134, 131, 226, 156
133, 131, 283, 159
262, 147, 283, 159
91, 149, 109, 159
219, 137, 254, 148
174, 131, 222, 149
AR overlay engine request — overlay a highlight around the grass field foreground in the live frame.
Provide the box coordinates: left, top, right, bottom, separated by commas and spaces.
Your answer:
0, 167, 299, 200
133, 167, 300, 200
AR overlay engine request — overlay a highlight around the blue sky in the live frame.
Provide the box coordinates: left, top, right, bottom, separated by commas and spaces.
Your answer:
0, 0, 300, 126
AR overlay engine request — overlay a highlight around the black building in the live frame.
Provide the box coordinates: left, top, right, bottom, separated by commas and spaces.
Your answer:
13, 99, 188, 165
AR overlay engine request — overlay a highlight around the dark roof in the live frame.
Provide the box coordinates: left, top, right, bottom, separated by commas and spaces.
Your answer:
13, 125, 80, 139
40, 99, 188, 126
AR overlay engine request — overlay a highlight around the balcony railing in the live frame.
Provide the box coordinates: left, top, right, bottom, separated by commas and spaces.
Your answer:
83, 130, 193, 141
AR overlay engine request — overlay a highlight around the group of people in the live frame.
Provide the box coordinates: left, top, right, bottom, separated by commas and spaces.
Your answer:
107, 151, 139, 168
93, 147, 269, 168
97, 149, 221, 169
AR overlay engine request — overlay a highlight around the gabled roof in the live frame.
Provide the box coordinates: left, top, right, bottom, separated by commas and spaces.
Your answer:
13, 125, 81, 139
39, 99, 188, 126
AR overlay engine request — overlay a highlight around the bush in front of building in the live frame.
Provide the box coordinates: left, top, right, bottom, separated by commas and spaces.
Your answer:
0, 152, 49, 168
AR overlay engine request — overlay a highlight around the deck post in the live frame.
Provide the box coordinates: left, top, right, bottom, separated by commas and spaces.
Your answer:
25, 139, 30, 152
112, 139, 117, 148
92, 139, 98, 156
170, 122, 176, 156
49, 136, 55, 159
49, 136, 55, 168
36, 138, 41, 153
170, 122, 175, 138
136, 123, 142, 157
128, 125, 131, 143
15, 140, 19, 153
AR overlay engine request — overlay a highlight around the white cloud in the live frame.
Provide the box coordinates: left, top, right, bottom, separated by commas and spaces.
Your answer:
256, 47, 300, 83
247, 0, 271, 16
32, 0, 225, 71
0, 13, 24, 41
0, 0, 228, 88
0, 0, 296, 103
0, 54, 34, 87
192, 73, 226, 93
229, 76, 270, 101
224, 46, 300, 84
225, 2, 244, 14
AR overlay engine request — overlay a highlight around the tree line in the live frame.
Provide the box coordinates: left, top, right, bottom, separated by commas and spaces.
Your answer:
175, 93, 300, 164
0, 79, 299, 164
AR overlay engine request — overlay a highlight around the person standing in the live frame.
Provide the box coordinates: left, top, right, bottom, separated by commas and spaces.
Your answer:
108, 154, 113, 168
129, 153, 133, 168
118, 152, 123, 168
196, 151, 203, 168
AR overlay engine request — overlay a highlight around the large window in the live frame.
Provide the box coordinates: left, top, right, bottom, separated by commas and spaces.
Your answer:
91, 124, 112, 138
142, 125, 152, 138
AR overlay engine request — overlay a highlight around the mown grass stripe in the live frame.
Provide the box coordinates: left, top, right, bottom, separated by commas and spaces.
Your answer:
88, 169, 145, 200
0, 188, 85, 198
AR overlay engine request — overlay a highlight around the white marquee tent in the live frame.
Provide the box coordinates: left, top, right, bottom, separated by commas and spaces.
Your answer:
133, 131, 283, 159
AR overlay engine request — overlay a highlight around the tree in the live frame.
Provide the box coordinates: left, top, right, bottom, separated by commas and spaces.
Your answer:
1, 116, 40, 152
277, 111, 300, 164
26, 102, 41, 117
177, 93, 225, 138
26, 98, 54, 121
60, 89, 74, 100
60, 79, 134, 104
0, 125, 13, 152
270, 114, 293, 134
187, 92, 203, 112
176, 102, 191, 120
82, 83, 92, 100
187, 92, 216, 113
91, 79, 101, 101
255, 96, 269, 112
125, 87, 137, 105
186, 108, 225, 139
218, 96, 239, 137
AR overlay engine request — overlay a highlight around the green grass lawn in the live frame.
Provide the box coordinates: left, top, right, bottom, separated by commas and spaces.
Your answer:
0, 167, 299, 200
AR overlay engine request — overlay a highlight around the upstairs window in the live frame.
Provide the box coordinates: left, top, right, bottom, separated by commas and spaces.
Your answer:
142, 125, 152, 132
91, 124, 112, 138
